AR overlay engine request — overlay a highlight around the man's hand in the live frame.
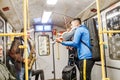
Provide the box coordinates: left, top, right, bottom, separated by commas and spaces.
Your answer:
23, 58, 31, 64
28, 59, 31, 64
66, 46, 73, 50
56, 37, 63, 43
31, 49, 36, 54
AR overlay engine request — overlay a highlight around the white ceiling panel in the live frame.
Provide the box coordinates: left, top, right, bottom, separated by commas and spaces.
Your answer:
1, 0, 117, 30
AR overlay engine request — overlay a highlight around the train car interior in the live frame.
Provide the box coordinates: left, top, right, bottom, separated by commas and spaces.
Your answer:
0, 0, 120, 80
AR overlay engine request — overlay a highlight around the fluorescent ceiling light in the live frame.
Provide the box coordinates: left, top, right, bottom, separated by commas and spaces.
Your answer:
33, 18, 41, 23
47, 0, 58, 5
42, 11, 52, 23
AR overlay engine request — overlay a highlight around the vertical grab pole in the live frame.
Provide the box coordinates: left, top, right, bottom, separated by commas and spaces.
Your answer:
96, 0, 107, 80
23, 0, 29, 80
83, 59, 86, 80
56, 33, 60, 60
57, 42, 60, 60
26, 0, 30, 29
52, 34, 56, 80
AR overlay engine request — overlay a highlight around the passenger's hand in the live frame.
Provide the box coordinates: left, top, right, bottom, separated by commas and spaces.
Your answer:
28, 59, 31, 64
66, 46, 69, 49
23, 58, 31, 64
69, 47, 73, 50
66, 46, 73, 50
56, 37, 63, 43
31, 49, 36, 54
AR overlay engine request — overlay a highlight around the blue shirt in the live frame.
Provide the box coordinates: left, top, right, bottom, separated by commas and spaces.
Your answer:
61, 25, 92, 60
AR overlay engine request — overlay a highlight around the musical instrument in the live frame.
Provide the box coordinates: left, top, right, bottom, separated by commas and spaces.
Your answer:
56, 27, 77, 42
27, 38, 36, 70
28, 48, 36, 70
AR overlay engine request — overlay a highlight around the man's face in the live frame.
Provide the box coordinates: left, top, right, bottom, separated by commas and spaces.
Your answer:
71, 20, 80, 28
22, 31, 30, 38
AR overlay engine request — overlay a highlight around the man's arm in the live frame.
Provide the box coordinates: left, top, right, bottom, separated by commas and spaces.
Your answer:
61, 28, 82, 48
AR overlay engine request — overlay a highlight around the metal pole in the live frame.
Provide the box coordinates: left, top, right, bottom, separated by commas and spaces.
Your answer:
3, 19, 6, 64
102, 30, 120, 33
56, 32, 60, 60
57, 43, 60, 60
23, 0, 29, 80
26, 0, 30, 29
0, 1, 29, 79
0, 33, 24, 36
95, 0, 109, 80
52, 34, 56, 80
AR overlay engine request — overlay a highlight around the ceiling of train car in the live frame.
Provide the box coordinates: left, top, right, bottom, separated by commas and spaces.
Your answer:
0, 0, 119, 30
0, 0, 95, 30
77, 0, 120, 21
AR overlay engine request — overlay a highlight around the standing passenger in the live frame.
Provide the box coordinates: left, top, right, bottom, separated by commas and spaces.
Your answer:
56, 18, 94, 80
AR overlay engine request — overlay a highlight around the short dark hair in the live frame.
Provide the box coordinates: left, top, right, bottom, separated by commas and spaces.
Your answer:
20, 28, 29, 32
73, 18, 81, 24
21, 28, 24, 32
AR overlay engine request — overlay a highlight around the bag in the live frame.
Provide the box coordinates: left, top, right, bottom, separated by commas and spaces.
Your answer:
68, 48, 77, 66
0, 61, 16, 80
84, 18, 101, 61
62, 65, 76, 80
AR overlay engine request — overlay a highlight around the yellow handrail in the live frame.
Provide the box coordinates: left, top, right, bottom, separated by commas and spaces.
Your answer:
83, 59, 86, 80
0, 33, 24, 36
56, 32, 60, 60
23, 0, 29, 80
0, 0, 29, 80
96, 0, 110, 80
102, 30, 120, 33
26, 0, 30, 29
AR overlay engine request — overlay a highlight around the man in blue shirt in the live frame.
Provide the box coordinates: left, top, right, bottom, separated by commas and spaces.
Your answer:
56, 18, 94, 80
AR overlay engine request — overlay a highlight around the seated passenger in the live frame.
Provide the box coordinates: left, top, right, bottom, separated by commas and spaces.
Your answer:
0, 45, 16, 80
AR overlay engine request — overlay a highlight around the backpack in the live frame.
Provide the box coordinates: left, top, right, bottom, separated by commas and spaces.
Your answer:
84, 18, 101, 61
62, 65, 76, 80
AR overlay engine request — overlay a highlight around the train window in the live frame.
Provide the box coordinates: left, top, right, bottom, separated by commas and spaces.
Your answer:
34, 24, 52, 32
0, 17, 4, 32
0, 19, 4, 29
35, 25, 44, 32
94, 18, 99, 30
38, 35, 50, 56
44, 25, 52, 31
106, 6, 120, 60
106, 6, 120, 34
108, 37, 120, 59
